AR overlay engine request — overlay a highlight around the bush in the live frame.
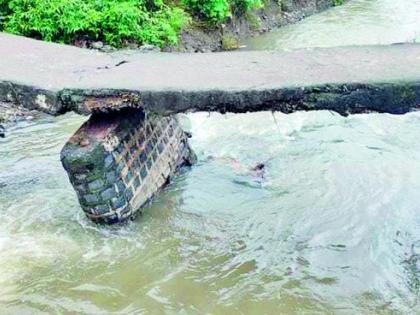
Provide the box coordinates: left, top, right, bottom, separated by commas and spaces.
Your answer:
0, 0, 264, 46
0, 0, 187, 47
182, 0, 230, 23
4, 0, 101, 42
232, 0, 262, 14
182, 0, 262, 23
0, 0, 11, 24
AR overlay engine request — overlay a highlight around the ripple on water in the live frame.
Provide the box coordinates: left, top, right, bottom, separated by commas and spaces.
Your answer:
2, 110, 419, 314
2, 26, 420, 313
242, 0, 420, 50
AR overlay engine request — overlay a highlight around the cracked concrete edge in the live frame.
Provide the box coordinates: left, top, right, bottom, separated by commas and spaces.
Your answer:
135, 81, 420, 116
0, 80, 63, 115
1, 79, 420, 116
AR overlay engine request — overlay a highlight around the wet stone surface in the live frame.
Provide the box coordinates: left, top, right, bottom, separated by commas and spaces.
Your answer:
61, 109, 196, 224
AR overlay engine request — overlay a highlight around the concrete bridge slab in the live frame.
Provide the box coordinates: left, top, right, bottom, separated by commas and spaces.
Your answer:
1, 33, 420, 116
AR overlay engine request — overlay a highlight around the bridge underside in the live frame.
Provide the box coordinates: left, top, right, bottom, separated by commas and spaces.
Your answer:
35, 82, 420, 116
2, 33, 420, 223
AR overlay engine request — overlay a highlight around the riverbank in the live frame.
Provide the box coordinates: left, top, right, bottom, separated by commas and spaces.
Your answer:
93, 0, 345, 52
0, 0, 343, 53
175, 0, 344, 52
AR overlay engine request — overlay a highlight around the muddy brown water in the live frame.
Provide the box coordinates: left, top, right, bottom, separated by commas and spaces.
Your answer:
1, 0, 419, 313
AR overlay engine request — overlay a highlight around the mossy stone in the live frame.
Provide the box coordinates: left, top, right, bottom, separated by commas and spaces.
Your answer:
222, 36, 240, 51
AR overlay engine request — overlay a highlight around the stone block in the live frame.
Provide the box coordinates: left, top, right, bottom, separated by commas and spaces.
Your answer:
125, 170, 133, 183
146, 159, 152, 170
84, 194, 99, 205
115, 179, 125, 194
104, 154, 114, 168
95, 204, 110, 215
133, 176, 141, 189
111, 195, 126, 209
125, 187, 134, 202
152, 151, 158, 162
106, 171, 117, 184
140, 166, 147, 179
86, 171, 104, 182
88, 179, 105, 191
101, 187, 117, 201
145, 142, 153, 154
75, 173, 87, 181
139, 151, 147, 163
116, 161, 125, 173
75, 184, 87, 194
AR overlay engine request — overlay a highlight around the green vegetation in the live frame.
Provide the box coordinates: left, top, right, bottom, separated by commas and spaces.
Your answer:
232, 0, 262, 15
332, 0, 344, 6
0, 0, 262, 47
174, 0, 262, 24
0, 0, 186, 47
182, 0, 231, 23
0, 0, 342, 47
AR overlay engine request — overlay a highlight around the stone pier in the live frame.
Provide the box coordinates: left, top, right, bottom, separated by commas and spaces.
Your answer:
61, 109, 195, 224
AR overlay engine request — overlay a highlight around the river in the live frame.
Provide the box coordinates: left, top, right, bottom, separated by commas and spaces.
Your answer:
0, 0, 419, 314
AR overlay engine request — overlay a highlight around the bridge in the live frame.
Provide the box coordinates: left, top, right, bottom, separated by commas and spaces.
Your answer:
1, 32, 420, 224
1, 33, 420, 116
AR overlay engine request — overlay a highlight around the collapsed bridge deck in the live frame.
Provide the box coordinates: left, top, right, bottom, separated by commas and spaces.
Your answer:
1, 32, 420, 116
